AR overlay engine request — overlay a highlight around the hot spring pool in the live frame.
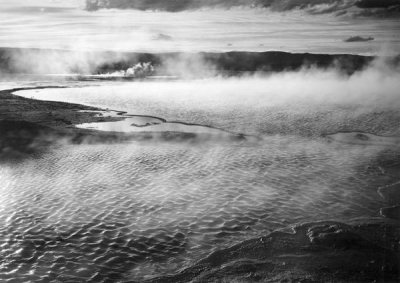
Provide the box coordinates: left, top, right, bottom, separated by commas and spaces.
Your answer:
2, 79, 399, 282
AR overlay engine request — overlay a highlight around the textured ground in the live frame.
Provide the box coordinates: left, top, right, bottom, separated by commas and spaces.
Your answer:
145, 220, 400, 283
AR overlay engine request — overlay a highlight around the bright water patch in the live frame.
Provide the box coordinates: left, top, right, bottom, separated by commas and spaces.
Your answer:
15, 76, 400, 137
76, 119, 236, 137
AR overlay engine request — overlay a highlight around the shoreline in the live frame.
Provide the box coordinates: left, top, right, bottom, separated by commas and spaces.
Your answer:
0, 86, 132, 161
1, 85, 400, 282
0, 86, 248, 161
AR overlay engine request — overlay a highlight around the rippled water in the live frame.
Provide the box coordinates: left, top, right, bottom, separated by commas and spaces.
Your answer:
2, 79, 400, 282
0, 137, 392, 282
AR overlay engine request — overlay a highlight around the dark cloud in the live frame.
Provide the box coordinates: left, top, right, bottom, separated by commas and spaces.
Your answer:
85, 0, 400, 17
260, 0, 353, 12
85, 0, 252, 12
352, 4, 400, 17
85, 0, 348, 12
355, 0, 400, 9
85, 0, 355, 12
344, 36, 374, 42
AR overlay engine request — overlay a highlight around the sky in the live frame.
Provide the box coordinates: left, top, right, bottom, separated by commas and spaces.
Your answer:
0, 0, 399, 54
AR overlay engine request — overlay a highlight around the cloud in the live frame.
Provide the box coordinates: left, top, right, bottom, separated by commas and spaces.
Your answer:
85, 0, 251, 12
84, 0, 400, 18
85, 0, 356, 12
355, 0, 400, 9
344, 36, 374, 42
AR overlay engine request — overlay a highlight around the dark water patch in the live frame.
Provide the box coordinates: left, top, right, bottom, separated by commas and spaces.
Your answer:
0, 120, 61, 161
0, 213, 188, 282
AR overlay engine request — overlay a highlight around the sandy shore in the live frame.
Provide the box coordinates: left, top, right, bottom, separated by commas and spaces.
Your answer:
1, 86, 399, 282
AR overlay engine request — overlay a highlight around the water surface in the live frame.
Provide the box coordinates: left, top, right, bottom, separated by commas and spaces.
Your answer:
3, 79, 399, 281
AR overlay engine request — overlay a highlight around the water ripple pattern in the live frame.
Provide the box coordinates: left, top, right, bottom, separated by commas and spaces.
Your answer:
5, 81, 400, 281
0, 135, 391, 282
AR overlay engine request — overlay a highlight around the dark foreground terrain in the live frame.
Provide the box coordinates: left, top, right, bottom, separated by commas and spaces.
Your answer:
1, 85, 399, 282
145, 220, 400, 283
0, 87, 227, 161
0, 87, 131, 161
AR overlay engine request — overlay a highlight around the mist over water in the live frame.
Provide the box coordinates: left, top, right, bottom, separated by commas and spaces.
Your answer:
0, 129, 394, 281
16, 62, 400, 136
1, 1, 400, 281
6, 64, 400, 280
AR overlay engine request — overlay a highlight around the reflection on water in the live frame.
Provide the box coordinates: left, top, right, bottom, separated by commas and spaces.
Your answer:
77, 118, 238, 137
0, 136, 393, 282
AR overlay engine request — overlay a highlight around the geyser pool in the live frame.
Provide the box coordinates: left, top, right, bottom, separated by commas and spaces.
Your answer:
3, 77, 400, 281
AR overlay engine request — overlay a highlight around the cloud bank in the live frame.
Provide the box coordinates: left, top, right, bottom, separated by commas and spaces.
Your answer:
85, 0, 400, 17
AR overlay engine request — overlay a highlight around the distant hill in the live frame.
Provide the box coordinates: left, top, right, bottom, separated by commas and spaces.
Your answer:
0, 47, 375, 77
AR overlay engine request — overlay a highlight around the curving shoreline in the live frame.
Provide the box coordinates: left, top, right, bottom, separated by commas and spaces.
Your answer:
0, 86, 133, 161
0, 86, 248, 161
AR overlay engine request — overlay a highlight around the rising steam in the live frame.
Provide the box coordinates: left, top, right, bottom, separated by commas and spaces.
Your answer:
104, 62, 154, 78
